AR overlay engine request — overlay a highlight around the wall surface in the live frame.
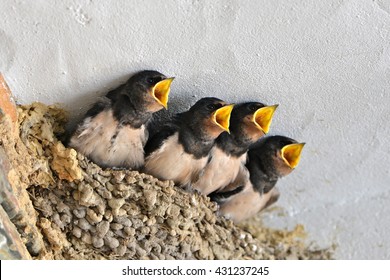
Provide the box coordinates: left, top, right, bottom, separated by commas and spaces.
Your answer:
1, 0, 390, 259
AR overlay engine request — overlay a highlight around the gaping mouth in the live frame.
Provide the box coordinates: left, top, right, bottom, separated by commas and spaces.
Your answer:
281, 143, 305, 169
152, 77, 174, 109
212, 104, 234, 133
252, 105, 278, 134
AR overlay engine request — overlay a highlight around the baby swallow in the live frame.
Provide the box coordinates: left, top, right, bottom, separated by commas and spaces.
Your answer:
192, 102, 278, 195
143, 97, 234, 187
68, 70, 174, 169
210, 135, 305, 223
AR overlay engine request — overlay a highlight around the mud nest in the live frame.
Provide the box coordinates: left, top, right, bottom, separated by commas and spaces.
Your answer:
0, 102, 332, 260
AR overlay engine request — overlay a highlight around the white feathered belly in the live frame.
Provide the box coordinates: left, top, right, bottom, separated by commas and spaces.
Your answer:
193, 147, 247, 195
69, 110, 146, 169
144, 133, 208, 186
218, 183, 275, 223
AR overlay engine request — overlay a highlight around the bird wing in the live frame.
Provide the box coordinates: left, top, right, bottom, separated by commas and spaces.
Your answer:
84, 96, 112, 119
144, 124, 178, 157
209, 185, 245, 204
217, 185, 280, 223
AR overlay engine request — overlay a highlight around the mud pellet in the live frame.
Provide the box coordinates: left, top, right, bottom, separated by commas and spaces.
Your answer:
103, 210, 113, 222
73, 208, 86, 219
86, 208, 103, 224
110, 223, 123, 231
104, 236, 119, 249
72, 226, 82, 238
81, 232, 92, 244
135, 245, 147, 257
114, 216, 132, 227
115, 245, 127, 256
92, 236, 104, 248
96, 220, 110, 237
60, 213, 71, 225
123, 227, 135, 237
76, 218, 91, 231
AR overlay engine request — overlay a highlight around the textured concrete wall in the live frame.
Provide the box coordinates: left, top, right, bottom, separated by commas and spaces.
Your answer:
1, 0, 390, 259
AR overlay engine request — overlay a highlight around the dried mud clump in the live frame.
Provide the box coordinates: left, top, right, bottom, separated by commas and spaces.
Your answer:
0, 102, 332, 260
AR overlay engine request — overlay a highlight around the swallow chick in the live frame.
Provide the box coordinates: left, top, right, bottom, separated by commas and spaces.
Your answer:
192, 102, 278, 195
210, 135, 305, 223
68, 70, 174, 169
143, 97, 234, 187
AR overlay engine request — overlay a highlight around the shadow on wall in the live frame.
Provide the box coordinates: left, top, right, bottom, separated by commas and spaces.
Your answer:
63, 72, 132, 135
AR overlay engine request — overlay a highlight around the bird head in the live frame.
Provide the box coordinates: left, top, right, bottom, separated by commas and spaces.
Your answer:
248, 135, 305, 179
229, 102, 278, 143
126, 70, 174, 112
187, 97, 234, 139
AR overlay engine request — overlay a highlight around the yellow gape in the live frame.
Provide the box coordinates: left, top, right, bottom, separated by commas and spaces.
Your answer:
152, 77, 175, 109
213, 104, 235, 133
252, 105, 278, 133
281, 143, 305, 169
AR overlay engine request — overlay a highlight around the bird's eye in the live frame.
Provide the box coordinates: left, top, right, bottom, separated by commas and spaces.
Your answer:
148, 76, 163, 85
249, 104, 258, 111
207, 104, 217, 110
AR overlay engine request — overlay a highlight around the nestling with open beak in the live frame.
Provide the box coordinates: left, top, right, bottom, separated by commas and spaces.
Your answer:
68, 70, 174, 169
210, 135, 305, 223
143, 97, 234, 188
192, 102, 278, 195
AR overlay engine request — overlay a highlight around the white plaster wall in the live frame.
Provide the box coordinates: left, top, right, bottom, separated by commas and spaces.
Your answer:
1, 0, 390, 259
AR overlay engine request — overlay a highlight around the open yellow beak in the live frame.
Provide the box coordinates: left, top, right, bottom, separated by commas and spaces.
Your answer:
213, 104, 234, 133
152, 77, 174, 109
281, 143, 305, 169
252, 105, 278, 134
